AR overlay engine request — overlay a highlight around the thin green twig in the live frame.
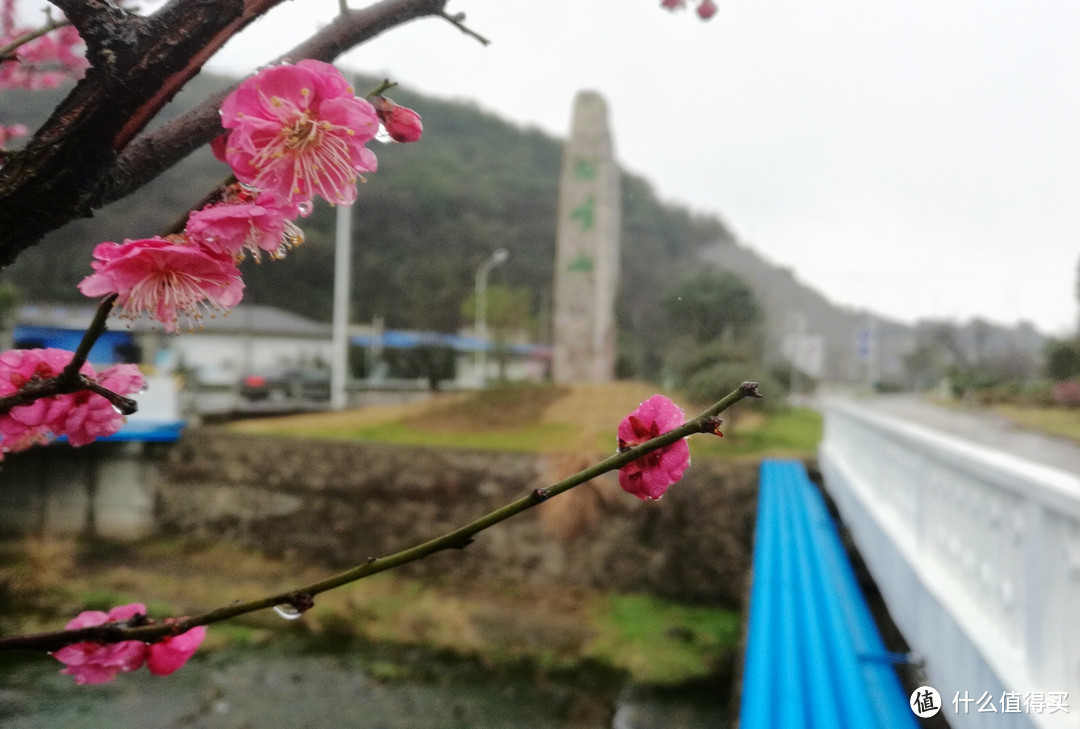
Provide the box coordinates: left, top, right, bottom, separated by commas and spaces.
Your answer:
0, 15, 70, 62
438, 10, 489, 46
0, 382, 760, 653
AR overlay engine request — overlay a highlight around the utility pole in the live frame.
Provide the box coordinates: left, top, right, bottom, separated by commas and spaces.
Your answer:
331, 201, 352, 410
474, 248, 509, 387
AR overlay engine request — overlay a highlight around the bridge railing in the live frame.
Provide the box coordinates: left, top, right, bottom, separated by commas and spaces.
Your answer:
819, 400, 1080, 729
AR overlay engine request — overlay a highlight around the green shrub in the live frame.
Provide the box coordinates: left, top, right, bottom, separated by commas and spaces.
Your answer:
681, 362, 785, 412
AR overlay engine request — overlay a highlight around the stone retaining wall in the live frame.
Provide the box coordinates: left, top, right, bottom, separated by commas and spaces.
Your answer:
159, 429, 764, 606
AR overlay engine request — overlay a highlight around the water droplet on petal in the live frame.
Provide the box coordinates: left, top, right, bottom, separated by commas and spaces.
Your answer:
375, 125, 394, 144
296, 201, 312, 217
273, 604, 304, 620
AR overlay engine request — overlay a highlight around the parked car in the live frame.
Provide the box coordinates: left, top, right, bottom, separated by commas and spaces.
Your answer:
240, 368, 332, 402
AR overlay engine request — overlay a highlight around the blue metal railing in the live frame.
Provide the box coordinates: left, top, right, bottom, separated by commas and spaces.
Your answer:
740, 459, 918, 728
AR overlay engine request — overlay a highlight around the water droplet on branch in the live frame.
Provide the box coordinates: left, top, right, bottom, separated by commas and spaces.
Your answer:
273, 604, 304, 620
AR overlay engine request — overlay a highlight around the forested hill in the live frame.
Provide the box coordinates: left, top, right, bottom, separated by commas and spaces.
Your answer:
2, 72, 742, 378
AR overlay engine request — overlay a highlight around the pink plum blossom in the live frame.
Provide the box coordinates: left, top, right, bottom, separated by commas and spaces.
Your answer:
371, 96, 423, 143
0, 17, 88, 90
61, 364, 144, 447
659, 0, 717, 19
78, 237, 244, 332
185, 188, 304, 261
147, 625, 207, 676
0, 347, 79, 397
52, 603, 207, 684
0, 122, 27, 147
0, 347, 76, 452
1052, 380, 1080, 407
0, 349, 143, 454
216, 59, 379, 206
616, 395, 691, 501
53, 604, 149, 685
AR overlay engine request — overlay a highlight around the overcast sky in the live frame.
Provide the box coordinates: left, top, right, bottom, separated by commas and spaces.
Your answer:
200, 1, 1077, 335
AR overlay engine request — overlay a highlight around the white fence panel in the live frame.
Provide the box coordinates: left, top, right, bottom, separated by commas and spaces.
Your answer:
820, 401, 1080, 729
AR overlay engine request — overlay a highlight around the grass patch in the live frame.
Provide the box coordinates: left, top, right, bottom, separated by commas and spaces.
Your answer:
5, 536, 743, 686
279, 420, 579, 452
587, 593, 741, 684
402, 383, 569, 431
692, 406, 823, 459
993, 404, 1080, 443
229, 382, 822, 458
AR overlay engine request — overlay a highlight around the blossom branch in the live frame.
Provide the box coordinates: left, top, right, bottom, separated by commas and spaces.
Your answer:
0, 382, 761, 654
0, 162, 244, 420
0, 367, 136, 417
0, 0, 291, 268
101, 0, 452, 213
59, 294, 117, 383
78, 376, 138, 415
0, 166, 235, 418
2, 0, 436, 256
0, 149, 222, 420
0, 12, 70, 61
0, 291, 136, 418
438, 10, 490, 46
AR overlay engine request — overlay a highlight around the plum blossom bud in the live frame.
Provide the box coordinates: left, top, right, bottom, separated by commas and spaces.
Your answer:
697, 0, 718, 19
371, 95, 423, 143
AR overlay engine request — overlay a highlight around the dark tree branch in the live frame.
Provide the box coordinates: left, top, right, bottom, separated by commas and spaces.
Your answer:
0, 367, 137, 419
49, 0, 142, 68
0, 0, 291, 269
0, 0, 260, 267
0, 0, 452, 270
58, 294, 117, 382
111, 0, 290, 150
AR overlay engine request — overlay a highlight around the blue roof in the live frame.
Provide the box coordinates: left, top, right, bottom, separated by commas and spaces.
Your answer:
101, 420, 186, 443
12, 325, 136, 367
351, 330, 550, 357
55, 420, 185, 445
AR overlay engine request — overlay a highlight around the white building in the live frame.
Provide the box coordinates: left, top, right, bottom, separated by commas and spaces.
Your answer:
13, 303, 333, 387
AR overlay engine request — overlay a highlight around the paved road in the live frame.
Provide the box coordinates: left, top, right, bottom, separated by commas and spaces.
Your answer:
827, 394, 1080, 476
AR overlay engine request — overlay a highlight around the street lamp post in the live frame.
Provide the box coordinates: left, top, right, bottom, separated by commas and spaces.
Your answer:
330, 197, 352, 410
475, 248, 509, 387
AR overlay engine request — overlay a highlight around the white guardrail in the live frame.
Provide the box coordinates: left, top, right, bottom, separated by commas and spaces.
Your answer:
819, 400, 1080, 729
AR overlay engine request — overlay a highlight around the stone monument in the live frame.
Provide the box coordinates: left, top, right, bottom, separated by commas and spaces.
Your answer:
552, 91, 621, 383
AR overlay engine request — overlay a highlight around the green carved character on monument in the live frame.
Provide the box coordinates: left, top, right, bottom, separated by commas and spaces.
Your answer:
573, 158, 598, 180
567, 251, 595, 273
570, 195, 595, 232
